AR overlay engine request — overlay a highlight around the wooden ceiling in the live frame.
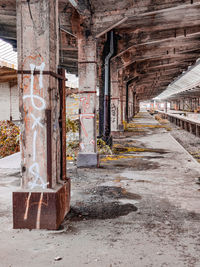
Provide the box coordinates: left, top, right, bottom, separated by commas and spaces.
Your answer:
0, 66, 17, 83
1, 0, 200, 100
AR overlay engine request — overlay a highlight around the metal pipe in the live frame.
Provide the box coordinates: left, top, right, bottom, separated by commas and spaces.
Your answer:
103, 31, 114, 139
125, 82, 129, 122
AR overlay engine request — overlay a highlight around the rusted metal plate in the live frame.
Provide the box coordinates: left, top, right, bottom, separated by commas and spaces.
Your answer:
58, 68, 67, 181
13, 181, 70, 230
17, 70, 67, 80
46, 109, 52, 188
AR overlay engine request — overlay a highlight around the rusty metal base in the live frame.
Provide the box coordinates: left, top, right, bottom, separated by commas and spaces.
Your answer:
13, 181, 70, 230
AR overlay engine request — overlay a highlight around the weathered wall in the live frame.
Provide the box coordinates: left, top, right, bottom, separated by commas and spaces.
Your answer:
66, 93, 79, 120
0, 82, 19, 121
11, 84, 19, 121
0, 83, 10, 120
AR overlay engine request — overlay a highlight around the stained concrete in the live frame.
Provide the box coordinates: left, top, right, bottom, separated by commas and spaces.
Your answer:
1, 112, 200, 266
77, 153, 99, 168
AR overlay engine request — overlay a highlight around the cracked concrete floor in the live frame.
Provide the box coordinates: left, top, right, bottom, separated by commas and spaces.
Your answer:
0, 112, 200, 267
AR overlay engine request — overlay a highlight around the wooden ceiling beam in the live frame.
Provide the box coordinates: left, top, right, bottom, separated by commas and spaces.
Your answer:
93, 2, 200, 34
68, 0, 91, 17
113, 34, 200, 61
114, 46, 200, 70
117, 26, 200, 56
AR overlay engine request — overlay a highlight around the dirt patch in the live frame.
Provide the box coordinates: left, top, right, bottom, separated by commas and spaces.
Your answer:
112, 144, 168, 155
170, 123, 200, 165
123, 131, 148, 137
101, 158, 160, 170
88, 186, 142, 200
65, 202, 137, 221
50, 225, 79, 235
134, 180, 153, 183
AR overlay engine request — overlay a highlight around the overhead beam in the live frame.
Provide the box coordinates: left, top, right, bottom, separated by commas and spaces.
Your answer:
114, 45, 200, 70
93, 2, 200, 34
68, 0, 91, 17
116, 26, 200, 56
95, 17, 128, 38
113, 33, 200, 61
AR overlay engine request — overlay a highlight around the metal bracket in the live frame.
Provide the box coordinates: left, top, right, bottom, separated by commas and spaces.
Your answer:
17, 70, 67, 81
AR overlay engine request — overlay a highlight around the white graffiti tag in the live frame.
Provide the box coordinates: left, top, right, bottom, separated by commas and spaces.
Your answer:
30, 113, 44, 130
23, 61, 48, 189
23, 62, 46, 111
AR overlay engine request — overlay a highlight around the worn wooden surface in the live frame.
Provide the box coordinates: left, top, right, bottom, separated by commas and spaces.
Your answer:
1, 1, 200, 100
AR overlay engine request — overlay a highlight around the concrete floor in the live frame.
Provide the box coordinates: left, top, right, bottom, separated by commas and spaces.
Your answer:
1, 112, 200, 267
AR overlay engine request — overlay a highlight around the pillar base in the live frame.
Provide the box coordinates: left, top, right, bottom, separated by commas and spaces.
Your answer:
118, 124, 124, 131
111, 131, 121, 138
13, 181, 70, 230
77, 153, 99, 168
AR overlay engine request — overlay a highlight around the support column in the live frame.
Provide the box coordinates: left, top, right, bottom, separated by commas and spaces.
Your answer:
125, 82, 129, 122
122, 81, 126, 122
135, 94, 139, 114
164, 101, 168, 113
133, 91, 136, 117
110, 62, 119, 132
122, 91, 127, 129
13, 0, 70, 230
119, 83, 124, 131
77, 33, 98, 167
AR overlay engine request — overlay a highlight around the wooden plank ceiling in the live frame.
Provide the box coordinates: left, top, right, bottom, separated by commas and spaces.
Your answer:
1, 0, 200, 100
0, 66, 17, 83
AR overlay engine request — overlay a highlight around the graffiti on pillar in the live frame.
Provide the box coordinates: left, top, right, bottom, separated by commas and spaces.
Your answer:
79, 93, 95, 151
111, 103, 117, 123
23, 55, 48, 189
80, 94, 91, 113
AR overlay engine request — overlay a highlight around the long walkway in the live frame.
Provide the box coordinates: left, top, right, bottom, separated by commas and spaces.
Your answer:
0, 112, 200, 266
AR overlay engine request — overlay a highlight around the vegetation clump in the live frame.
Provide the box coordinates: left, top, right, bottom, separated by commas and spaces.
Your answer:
97, 138, 112, 155
66, 118, 79, 133
0, 120, 20, 158
67, 140, 79, 160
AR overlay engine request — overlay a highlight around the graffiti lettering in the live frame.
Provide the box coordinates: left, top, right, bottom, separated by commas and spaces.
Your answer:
23, 57, 48, 189
23, 63, 46, 111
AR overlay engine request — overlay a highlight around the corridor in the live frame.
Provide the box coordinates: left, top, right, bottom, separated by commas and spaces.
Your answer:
0, 111, 200, 266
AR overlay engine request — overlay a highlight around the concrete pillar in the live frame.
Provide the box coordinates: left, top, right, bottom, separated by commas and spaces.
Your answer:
118, 82, 124, 131
164, 101, 168, 113
110, 63, 119, 132
123, 95, 126, 122
135, 95, 139, 114
122, 81, 126, 123
77, 33, 98, 167
130, 90, 134, 118
196, 125, 200, 137
13, 0, 70, 230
